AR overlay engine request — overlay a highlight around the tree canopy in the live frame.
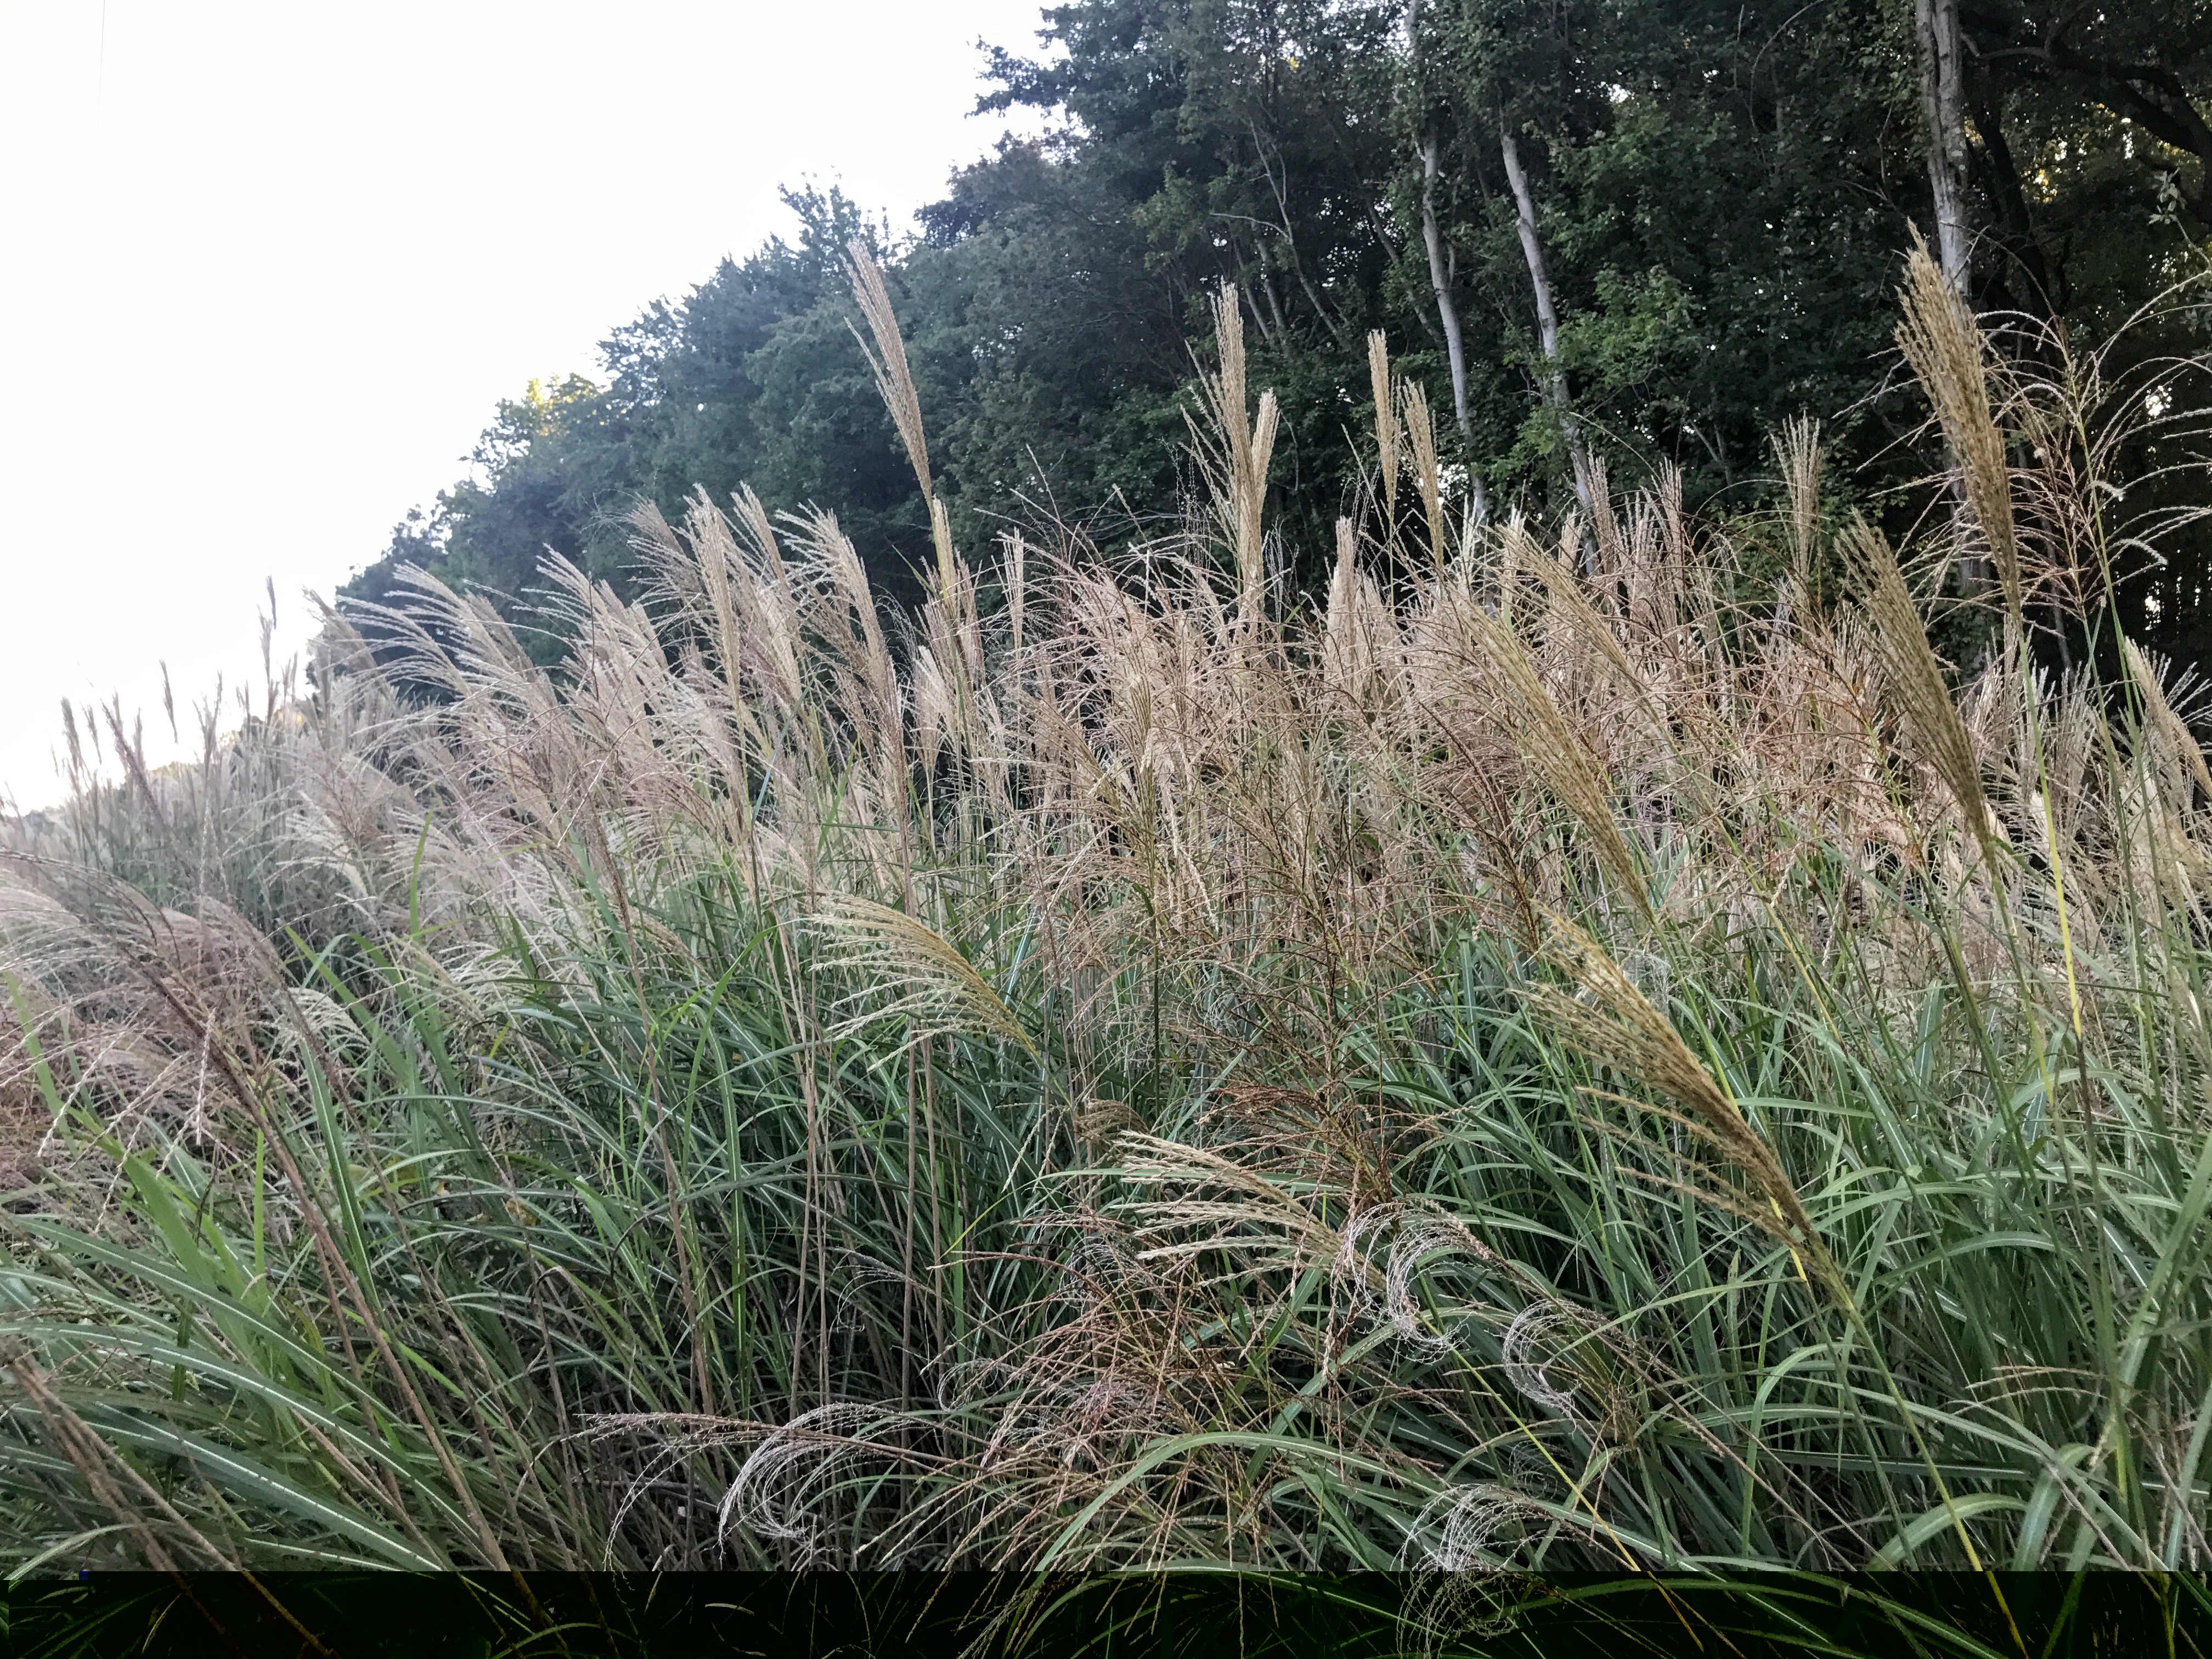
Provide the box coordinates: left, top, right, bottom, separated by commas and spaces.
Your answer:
343, 0, 2212, 659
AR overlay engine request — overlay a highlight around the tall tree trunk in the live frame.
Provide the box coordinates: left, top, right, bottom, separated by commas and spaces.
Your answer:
1500, 126, 1593, 523
1914, 0, 1972, 291
1418, 132, 1487, 524
1913, 0, 1989, 607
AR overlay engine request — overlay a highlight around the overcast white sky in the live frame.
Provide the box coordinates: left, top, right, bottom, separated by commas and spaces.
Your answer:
0, 0, 1051, 806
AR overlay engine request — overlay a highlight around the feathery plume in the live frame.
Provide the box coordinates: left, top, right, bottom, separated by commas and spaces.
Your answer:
2124, 638, 2212, 804
1844, 512, 2002, 869
845, 241, 930, 504
1462, 603, 1651, 918
812, 895, 1036, 1058
1897, 237, 2021, 623
1401, 380, 1446, 574
1531, 913, 1828, 1272
1775, 415, 1824, 592
1003, 532, 1028, 658
1203, 285, 1279, 637
1368, 330, 1400, 523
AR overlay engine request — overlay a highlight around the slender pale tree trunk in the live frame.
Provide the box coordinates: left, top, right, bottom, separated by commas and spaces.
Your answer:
1418, 132, 1487, 524
1500, 126, 1594, 524
1914, 0, 1972, 291
1913, 0, 1989, 605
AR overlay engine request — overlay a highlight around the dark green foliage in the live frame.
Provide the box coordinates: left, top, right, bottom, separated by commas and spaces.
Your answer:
347, 188, 935, 646
339, 1, 2212, 641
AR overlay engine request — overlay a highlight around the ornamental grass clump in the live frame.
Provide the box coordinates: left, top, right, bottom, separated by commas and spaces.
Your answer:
0, 248, 2208, 1601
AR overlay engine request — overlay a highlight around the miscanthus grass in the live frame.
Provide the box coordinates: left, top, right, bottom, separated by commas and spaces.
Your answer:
0, 246, 2208, 1634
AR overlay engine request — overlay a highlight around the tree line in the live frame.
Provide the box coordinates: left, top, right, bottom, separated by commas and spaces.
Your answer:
344, 0, 2212, 659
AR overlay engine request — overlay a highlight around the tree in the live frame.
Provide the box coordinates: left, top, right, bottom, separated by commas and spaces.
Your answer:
341, 0, 2212, 663
1916, 0, 1974, 291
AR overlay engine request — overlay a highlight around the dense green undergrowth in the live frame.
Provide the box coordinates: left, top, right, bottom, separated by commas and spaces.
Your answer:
0, 250, 2207, 1652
